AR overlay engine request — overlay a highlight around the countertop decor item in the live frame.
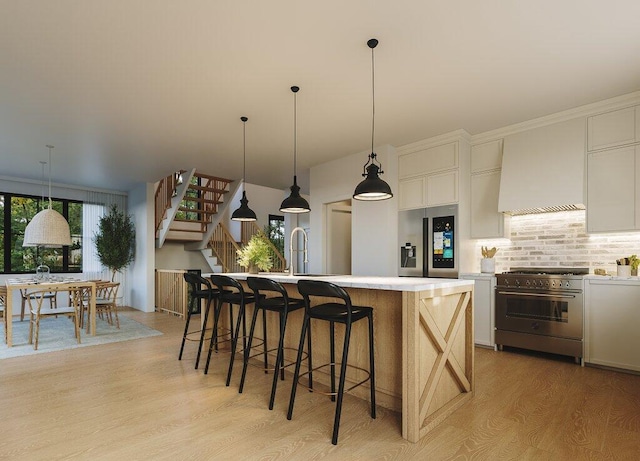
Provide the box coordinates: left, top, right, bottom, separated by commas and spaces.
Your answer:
480, 246, 498, 273
280, 86, 310, 214
231, 116, 257, 222
237, 233, 273, 273
353, 38, 393, 201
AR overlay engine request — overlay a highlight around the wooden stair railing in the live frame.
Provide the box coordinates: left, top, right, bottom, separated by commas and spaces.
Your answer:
155, 170, 234, 237
155, 170, 185, 233
175, 173, 234, 232
209, 222, 244, 273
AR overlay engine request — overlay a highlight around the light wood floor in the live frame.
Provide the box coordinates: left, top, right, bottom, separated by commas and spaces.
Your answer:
1, 309, 639, 460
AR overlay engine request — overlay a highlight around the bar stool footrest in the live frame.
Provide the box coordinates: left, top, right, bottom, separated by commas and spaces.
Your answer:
296, 362, 372, 395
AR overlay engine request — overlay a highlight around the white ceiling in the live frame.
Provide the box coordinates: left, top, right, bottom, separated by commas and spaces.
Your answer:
2, 1, 640, 193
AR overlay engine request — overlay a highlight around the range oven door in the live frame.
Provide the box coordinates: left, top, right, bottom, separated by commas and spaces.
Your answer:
495, 289, 583, 340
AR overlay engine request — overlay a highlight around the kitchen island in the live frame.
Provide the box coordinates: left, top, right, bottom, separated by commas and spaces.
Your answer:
221, 273, 474, 443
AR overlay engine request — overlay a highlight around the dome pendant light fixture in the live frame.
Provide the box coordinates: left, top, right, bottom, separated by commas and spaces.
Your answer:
231, 116, 257, 222
353, 38, 393, 201
280, 86, 310, 214
23, 145, 72, 247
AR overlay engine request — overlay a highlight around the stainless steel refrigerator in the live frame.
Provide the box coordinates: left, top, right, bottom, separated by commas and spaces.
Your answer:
398, 204, 458, 278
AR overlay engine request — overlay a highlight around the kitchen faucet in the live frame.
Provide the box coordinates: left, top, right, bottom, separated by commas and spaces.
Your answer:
289, 227, 308, 275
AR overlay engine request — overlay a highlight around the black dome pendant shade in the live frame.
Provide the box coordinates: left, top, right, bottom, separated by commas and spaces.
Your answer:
231, 116, 257, 222
353, 38, 393, 201
280, 86, 310, 214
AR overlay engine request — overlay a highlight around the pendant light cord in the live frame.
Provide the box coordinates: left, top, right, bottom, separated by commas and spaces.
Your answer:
371, 44, 376, 155
293, 89, 297, 176
46, 145, 54, 210
241, 116, 248, 182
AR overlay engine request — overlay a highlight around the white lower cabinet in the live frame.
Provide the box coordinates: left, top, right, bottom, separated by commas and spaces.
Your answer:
585, 278, 640, 372
460, 274, 495, 347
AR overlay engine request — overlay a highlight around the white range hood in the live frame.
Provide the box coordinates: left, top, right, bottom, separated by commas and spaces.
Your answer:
498, 117, 586, 215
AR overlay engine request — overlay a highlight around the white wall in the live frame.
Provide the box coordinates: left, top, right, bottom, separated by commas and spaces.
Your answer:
128, 183, 155, 312
309, 145, 398, 276
155, 242, 210, 271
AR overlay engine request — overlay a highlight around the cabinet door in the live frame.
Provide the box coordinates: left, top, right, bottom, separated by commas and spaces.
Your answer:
587, 106, 637, 151
398, 177, 426, 210
426, 170, 458, 206
399, 142, 458, 179
587, 146, 636, 232
471, 170, 508, 239
460, 275, 495, 347
471, 139, 503, 173
587, 281, 640, 372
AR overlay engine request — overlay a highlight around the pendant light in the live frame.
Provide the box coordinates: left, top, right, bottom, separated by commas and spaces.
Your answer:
23, 145, 72, 247
353, 38, 393, 201
231, 116, 257, 222
280, 86, 310, 213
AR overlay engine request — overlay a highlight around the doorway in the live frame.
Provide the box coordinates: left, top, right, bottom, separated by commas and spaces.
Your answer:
326, 200, 352, 275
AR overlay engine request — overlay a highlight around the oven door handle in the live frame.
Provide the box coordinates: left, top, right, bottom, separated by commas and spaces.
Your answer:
497, 291, 576, 299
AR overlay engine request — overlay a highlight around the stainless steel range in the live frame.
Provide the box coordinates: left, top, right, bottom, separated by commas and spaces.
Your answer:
495, 267, 588, 364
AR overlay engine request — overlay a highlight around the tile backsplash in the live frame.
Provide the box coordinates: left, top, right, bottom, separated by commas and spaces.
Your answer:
474, 210, 640, 274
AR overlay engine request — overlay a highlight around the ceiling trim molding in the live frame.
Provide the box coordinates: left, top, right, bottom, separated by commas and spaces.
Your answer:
470, 90, 640, 145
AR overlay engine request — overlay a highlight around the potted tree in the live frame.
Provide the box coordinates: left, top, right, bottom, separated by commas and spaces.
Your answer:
237, 233, 273, 274
94, 204, 136, 281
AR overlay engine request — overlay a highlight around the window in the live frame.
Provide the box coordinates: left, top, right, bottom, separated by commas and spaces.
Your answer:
1, 192, 83, 274
267, 214, 285, 256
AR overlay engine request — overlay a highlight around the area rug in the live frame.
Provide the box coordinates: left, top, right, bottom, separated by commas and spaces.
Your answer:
0, 315, 163, 360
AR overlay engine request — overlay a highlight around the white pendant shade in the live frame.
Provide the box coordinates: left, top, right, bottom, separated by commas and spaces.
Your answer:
23, 207, 72, 247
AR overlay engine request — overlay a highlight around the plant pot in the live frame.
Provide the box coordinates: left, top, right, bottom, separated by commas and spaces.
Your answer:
480, 258, 495, 274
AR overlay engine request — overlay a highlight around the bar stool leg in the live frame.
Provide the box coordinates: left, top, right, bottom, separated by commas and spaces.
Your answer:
239, 304, 261, 393
332, 321, 352, 445
368, 312, 377, 418
194, 295, 212, 369
178, 307, 193, 360
268, 310, 288, 410
262, 309, 269, 374
226, 302, 246, 386
330, 321, 336, 402
204, 298, 224, 374
287, 314, 310, 421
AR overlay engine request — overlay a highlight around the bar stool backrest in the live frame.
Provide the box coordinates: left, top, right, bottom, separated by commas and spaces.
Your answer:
209, 274, 243, 296
183, 272, 213, 314
297, 279, 353, 321
246, 277, 289, 305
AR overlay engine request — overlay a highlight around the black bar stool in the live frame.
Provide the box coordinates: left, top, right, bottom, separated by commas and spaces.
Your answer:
239, 277, 312, 410
287, 279, 376, 445
205, 275, 259, 386
180, 272, 219, 369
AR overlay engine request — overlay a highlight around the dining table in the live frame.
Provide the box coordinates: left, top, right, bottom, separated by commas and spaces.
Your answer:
3, 278, 97, 347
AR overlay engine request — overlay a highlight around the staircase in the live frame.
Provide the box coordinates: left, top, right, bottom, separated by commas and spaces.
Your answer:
155, 169, 239, 250
154, 169, 286, 274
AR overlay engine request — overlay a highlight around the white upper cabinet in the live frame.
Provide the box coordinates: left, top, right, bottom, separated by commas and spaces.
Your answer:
398, 135, 469, 210
470, 139, 509, 239
398, 142, 458, 179
471, 139, 503, 173
586, 145, 638, 232
587, 106, 639, 152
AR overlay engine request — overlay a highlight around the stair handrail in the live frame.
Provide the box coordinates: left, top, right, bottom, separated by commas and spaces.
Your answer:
209, 222, 244, 273
155, 170, 184, 232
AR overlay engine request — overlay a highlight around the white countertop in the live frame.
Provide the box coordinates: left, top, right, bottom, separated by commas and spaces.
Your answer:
208, 273, 474, 293
585, 274, 640, 284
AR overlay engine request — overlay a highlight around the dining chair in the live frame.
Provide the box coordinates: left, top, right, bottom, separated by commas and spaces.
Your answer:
20, 288, 57, 321
27, 285, 84, 350
92, 282, 120, 330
